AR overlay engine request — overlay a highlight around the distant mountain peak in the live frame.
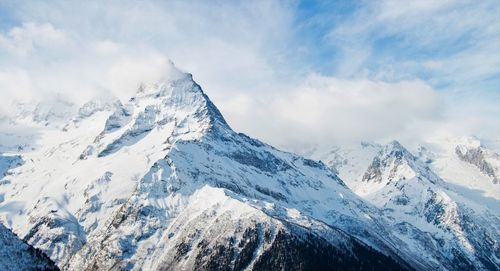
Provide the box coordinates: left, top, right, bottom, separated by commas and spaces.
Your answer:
361, 140, 441, 186
455, 137, 500, 184
11, 96, 76, 128
302, 138, 500, 270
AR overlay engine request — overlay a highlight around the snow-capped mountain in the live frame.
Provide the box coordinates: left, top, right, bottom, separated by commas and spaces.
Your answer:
306, 140, 500, 270
429, 137, 500, 196
361, 141, 499, 270
304, 142, 383, 192
0, 223, 58, 270
1, 62, 498, 270
11, 96, 77, 129
1, 63, 417, 270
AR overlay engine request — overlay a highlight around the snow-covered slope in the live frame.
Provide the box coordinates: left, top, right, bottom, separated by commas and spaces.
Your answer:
0, 64, 416, 270
308, 140, 500, 270
0, 223, 58, 271
421, 136, 500, 200
3, 61, 497, 270
362, 141, 499, 270
11, 96, 77, 129
307, 142, 382, 191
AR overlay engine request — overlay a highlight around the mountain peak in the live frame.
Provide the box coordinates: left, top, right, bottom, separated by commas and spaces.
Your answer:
85, 70, 230, 158
387, 139, 404, 149
11, 96, 76, 128
141, 75, 227, 125
357, 140, 500, 270
361, 140, 440, 186
126, 61, 228, 129
454, 137, 500, 184
455, 136, 482, 153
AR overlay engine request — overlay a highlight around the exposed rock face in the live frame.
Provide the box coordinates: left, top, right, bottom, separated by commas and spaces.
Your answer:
455, 141, 500, 184
362, 156, 383, 183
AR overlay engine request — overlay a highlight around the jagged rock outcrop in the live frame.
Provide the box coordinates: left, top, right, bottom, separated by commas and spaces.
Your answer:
455, 138, 500, 184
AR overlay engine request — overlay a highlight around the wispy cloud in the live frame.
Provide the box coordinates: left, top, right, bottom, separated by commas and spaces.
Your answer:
327, 0, 500, 92
0, 1, 298, 104
0, 0, 498, 148
0, 22, 66, 56
222, 75, 443, 147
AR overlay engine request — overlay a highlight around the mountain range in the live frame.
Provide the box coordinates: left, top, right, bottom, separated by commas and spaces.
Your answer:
0, 63, 498, 270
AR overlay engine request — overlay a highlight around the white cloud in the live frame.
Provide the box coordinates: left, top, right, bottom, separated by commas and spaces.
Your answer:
0, 22, 67, 56
329, 0, 500, 88
0, 69, 35, 114
105, 54, 182, 101
376, 0, 460, 20
4, 0, 296, 97
0, 1, 497, 151
220, 75, 443, 147
0, 1, 296, 102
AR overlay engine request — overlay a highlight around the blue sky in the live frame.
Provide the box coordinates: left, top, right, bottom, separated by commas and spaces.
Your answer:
295, 0, 500, 92
0, 0, 498, 147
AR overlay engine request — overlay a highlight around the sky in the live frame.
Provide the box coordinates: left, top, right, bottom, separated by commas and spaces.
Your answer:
0, 0, 499, 149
